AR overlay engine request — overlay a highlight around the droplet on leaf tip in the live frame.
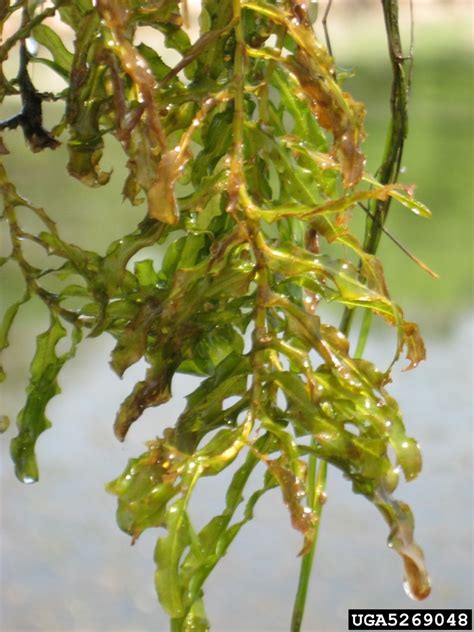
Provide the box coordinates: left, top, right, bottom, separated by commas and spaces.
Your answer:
403, 574, 431, 601
20, 474, 37, 485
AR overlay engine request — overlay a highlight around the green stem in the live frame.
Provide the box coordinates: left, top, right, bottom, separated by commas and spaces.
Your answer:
290, 459, 327, 632
170, 618, 182, 632
339, 306, 356, 338
364, 0, 409, 256
259, 25, 286, 123
341, 0, 411, 329
170, 599, 208, 632
292, 8, 411, 629
354, 310, 373, 359
232, 0, 245, 153
291, 279, 358, 630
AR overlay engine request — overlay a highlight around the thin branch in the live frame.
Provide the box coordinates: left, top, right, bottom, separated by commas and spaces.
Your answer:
0, 1, 66, 63
291, 460, 327, 632
181, 0, 189, 29
407, 0, 415, 90
4, 204, 85, 326
322, 0, 334, 58
364, 0, 412, 255
159, 21, 236, 87
341, 0, 413, 331
358, 203, 438, 278
0, 38, 60, 151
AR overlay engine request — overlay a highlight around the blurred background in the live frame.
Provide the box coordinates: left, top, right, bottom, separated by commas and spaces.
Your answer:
1, 1, 472, 630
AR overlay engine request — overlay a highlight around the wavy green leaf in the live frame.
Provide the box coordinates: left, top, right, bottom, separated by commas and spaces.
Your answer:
32, 24, 73, 76
155, 464, 203, 618
106, 443, 180, 542
10, 319, 82, 483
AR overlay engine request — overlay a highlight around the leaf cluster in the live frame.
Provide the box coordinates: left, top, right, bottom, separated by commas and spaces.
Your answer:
1, 1, 432, 628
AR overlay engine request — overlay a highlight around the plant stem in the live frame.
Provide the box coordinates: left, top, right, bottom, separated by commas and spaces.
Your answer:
291, 285, 358, 631
259, 25, 286, 123
355, 310, 373, 359
170, 618, 182, 632
290, 458, 327, 632
341, 0, 412, 325
292, 8, 412, 630
364, 0, 410, 256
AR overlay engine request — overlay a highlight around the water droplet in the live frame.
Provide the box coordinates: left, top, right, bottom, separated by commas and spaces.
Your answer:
320, 401, 334, 418
303, 293, 318, 314
403, 573, 432, 601
403, 580, 414, 598
21, 475, 36, 485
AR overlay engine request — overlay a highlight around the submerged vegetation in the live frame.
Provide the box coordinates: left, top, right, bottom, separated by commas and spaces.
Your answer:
1, 1, 434, 629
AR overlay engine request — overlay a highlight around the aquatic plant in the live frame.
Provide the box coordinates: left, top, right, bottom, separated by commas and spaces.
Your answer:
1, 1, 434, 629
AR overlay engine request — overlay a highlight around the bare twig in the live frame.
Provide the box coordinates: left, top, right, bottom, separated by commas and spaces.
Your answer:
0, 11, 60, 152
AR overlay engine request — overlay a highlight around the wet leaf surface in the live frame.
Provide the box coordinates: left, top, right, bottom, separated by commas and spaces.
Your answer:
1, 0, 433, 626
10, 318, 81, 483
